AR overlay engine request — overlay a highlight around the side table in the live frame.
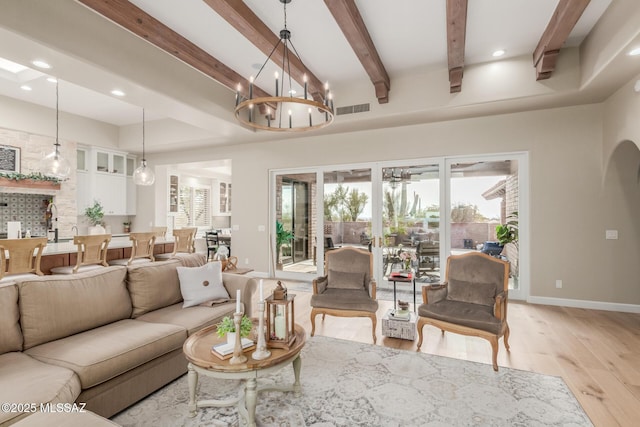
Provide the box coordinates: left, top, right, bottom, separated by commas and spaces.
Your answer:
382, 309, 417, 340
388, 271, 416, 312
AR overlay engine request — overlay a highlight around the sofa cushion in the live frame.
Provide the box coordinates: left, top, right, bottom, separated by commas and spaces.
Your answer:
25, 319, 186, 389
311, 288, 378, 312
327, 269, 365, 290
177, 261, 229, 308
19, 267, 131, 350
418, 299, 501, 335
126, 260, 184, 317
0, 352, 81, 425
135, 302, 236, 335
0, 283, 22, 353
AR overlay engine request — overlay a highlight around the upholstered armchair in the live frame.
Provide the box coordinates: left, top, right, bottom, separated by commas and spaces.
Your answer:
310, 247, 378, 343
416, 252, 510, 371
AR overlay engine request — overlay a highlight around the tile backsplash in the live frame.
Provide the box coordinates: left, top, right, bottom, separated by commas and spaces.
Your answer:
0, 193, 50, 237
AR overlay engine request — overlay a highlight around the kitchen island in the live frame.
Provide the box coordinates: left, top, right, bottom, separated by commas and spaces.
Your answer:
39, 235, 176, 274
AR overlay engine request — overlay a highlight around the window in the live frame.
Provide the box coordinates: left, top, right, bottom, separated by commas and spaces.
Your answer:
175, 184, 211, 228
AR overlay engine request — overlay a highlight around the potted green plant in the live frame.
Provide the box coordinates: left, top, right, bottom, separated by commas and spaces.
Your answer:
275, 220, 294, 268
84, 200, 105, 234
496, 212, 519, 279
216, 315, 253, 344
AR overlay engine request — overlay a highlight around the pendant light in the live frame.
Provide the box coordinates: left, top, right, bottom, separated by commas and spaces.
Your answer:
133, 108, 155, 186
40, 81, 71, 179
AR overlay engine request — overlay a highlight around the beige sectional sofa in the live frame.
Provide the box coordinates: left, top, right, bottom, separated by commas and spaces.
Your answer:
0, 254, 257, 426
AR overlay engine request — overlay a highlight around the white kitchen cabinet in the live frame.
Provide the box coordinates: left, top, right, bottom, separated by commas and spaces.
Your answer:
75, 147, 128, 216
126, 156, 137, 215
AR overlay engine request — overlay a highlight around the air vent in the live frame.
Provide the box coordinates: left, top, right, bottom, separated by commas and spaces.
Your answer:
336, 103, 370, 116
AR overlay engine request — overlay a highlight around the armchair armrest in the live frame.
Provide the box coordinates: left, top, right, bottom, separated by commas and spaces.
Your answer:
421, 282, 448, 304
494, 291, 508, 320
313, 276, 328, 294
368, 278, 377, 300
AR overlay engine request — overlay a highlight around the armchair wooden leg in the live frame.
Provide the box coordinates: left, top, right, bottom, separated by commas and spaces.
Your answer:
503, 323, 511, 351
369, 313, 377, 344
310, 309, 317, 337
489, 336, 499, 371
416, 318, 427, 349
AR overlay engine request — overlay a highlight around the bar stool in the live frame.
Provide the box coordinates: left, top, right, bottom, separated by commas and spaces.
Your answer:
155, 227, 197, 260
0, 237, 48, 283
51, 234, 111, 274
109, 232, 156, 266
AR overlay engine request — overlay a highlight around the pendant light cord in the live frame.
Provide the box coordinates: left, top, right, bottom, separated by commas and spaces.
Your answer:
55, 81, 60, 154
142, 108, 146, 162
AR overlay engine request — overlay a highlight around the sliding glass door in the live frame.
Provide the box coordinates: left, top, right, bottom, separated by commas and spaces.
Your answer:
270, 153, 527, 299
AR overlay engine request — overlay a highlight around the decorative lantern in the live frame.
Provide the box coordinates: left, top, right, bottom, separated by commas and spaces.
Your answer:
265, 282, 296, 349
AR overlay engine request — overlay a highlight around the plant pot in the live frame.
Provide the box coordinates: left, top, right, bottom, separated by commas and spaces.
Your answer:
226, 332, 236, 345
89, 225, 106, 235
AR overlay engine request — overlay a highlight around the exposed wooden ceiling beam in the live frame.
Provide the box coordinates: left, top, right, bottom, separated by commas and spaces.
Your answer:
76, 0, 269, 103
533, 0, 591, 80
446, 0, 468, 93
202, 0, 325, 103
323, 0, 390, 104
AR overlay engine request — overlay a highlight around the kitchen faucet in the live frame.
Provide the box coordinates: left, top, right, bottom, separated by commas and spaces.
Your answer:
47, 203, 59, 243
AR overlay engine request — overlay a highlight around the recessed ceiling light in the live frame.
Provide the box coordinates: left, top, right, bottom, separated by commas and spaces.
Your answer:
20, 85, 32, 91
111, 89, 125, 97
31, 60, 51, 69
628, 47, 640, 56
492, 49, 506, 58
46, 77, 57, 83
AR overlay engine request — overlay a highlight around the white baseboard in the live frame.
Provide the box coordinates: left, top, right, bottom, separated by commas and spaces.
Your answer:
527, 295, 640, 313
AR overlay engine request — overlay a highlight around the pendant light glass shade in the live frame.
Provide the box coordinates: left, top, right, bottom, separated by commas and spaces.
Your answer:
133, 108, 155, 186
40, 81, 71, 179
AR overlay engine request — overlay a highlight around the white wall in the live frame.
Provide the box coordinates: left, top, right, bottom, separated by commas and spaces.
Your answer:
150, 103, 640, 306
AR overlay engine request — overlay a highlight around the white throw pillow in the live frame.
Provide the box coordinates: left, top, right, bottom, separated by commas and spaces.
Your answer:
177, 261, 229, 308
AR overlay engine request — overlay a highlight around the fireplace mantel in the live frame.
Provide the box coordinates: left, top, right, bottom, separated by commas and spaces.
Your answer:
0, 177, 61, 195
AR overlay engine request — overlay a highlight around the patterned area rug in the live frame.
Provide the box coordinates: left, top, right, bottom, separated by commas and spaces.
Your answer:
112, 336, 592, 427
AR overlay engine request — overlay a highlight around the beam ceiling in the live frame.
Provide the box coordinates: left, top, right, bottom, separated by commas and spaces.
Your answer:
533, 0, 591, 80
446, 0, 468, 93
323, 0, 390, 104
77, 0, 269, 102
202, 0, 326, 103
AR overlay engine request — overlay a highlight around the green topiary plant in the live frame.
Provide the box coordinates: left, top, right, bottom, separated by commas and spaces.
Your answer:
84, 200, 105, 226
215, 315, 252, 338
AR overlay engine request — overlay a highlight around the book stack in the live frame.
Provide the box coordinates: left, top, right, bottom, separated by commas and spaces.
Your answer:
389, 309, 410, 321
389, 271, 412, 279
211, 338, 256, 360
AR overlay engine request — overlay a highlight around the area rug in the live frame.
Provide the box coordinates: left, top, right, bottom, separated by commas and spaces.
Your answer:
112, 336, 592, 427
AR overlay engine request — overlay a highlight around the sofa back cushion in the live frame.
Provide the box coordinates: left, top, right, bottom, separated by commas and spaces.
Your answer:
127, 259, 183, 317
0, 283, 23, 353
19, 267, 131, 350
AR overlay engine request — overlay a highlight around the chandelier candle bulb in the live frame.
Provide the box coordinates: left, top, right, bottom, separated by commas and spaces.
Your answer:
235, 84, 241, 107
289, 110, 292, 128
249, 76, 253, 99
275, 72, 279, 97
303, 74, 308, 99
308, 108, 312, 126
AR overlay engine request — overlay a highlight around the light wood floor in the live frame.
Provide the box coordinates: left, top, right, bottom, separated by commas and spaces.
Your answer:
256, 281, 640, 427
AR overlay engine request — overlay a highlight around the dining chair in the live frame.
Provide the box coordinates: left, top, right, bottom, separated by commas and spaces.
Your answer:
51, 234, 112, 274
109, 232, 156, 266
0, 237, 48, 283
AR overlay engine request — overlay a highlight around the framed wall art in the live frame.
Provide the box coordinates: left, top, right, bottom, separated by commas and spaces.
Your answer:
0, 145, 20, 173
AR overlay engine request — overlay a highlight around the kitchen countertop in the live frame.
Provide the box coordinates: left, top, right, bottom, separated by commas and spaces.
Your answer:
41, 235, 176, 256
